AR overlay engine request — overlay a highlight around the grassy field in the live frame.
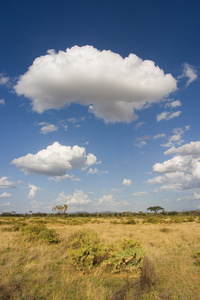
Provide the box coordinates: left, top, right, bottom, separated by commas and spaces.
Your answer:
0, 215, 200, 299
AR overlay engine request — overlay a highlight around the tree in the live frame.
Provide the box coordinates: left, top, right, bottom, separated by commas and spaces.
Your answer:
52, 204, 68, 214
63, 204, 68, 214
147, 206, 164, 214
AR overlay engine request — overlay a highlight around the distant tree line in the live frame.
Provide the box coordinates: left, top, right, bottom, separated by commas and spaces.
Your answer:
1, 207, 200, 217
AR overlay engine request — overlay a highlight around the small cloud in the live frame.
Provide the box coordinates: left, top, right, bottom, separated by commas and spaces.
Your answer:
122, 179, 132, 186
185, 125, 191, 131
157, 111, 181, 122
68, 118, 78, 124
38, 122, 58, 134
181, 63, 198, 87
98, 194, 115, 204
135, 122, 145, 130
0, 177, 16, 189
54, 190, 91, 206
0, 74, 9, 85
133, 191, 148, 197
134, 135, 149, 147
176, 192, 200, 202
153, 133, 166, 140
67, 116, 86, 127
0, 99, 5, 106
0, 192, 12, 199
102, 170, 109, 174
165, 100, 181, 108
87, 168, 99, 175
28, 184, 41, 199
110, 188, 123, 194
48, 174, 80, 182
192, 192, 200, 200
161, 127, 184, 148
0, 202, 11, 207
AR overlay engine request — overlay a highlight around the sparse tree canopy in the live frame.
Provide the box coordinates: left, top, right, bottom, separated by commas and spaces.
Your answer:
147, 206, 164, 214
52, 205, 68, 214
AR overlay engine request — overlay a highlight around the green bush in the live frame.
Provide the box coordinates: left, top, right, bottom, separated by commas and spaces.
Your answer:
68, 229, 106, 271
143, 217, 162, 224
186, 216, 195, 222
123, 218, 137, 224
21, 224, 60, 243
110, 220, 120, 224
102, 238, 144, 273
192, 251, 200, 266
67, 230, 144, 274
160, 227, 171, 233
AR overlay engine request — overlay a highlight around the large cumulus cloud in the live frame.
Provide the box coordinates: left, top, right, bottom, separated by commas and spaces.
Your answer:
148, 141, 200, 190
14, 45, 177, 123
11, 142, 97, 176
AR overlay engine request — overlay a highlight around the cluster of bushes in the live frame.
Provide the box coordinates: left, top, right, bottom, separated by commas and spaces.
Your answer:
2, 222, 60, 244
67, 229, 144, 273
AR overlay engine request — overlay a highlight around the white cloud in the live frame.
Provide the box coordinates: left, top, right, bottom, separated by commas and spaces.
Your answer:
148, 141, 200, 190
164, 141, 200, 156
161, 127, 184, 148
157, 111, 181, 121
0, 99, 5, 105
135, 122, 145, 130
0, 177, 16, 189
122, 179, 132, 186
55, 190, 91, 205
153, 133, 166, 139
176, 192, 200, 202
0, 74, 9, 85
28, 183, 41, 199
185, 125, 191, 131
98, 194, 115, 204
48, 174, 80, 182
87, 168, 99, 175
38, 122, 58, 134
193, 192, 200, 200
11, 142, 97, 177
134, 135, 149, 147
0, 202, 10, 207
0, 192, 12, 199
181, 63, 198, 87
165, 100, 181, 108
14, 45, 177, 123
133, 191, 148, 197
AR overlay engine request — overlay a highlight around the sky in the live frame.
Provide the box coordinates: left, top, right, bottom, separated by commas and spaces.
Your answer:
0, 0, 200, 213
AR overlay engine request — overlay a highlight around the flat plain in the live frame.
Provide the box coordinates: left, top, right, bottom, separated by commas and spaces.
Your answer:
0, 214, 200, 299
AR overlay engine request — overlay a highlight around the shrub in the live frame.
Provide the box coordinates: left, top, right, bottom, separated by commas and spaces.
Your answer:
21, 224, 60, 243
110, 220, 120, 224
68, 229, 106, 271
103, 238, 144, 273
143, 217, 161, 224
192, 251, 200, 266
160, 227, 171, 233
186, 216, 195, 222
122, 218, 137, 225
67, 230, 144, 274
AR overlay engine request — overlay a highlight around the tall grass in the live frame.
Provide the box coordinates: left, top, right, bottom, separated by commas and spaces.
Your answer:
0, 216, 200, 299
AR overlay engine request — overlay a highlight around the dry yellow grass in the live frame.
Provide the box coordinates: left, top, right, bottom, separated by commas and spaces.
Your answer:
0, 217, 200, 299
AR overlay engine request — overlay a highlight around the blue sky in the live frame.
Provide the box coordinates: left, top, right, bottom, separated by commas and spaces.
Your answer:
0, 0, 200, 213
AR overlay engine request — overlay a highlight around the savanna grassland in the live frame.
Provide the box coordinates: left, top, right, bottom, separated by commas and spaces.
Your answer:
0, 213, 200, 300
